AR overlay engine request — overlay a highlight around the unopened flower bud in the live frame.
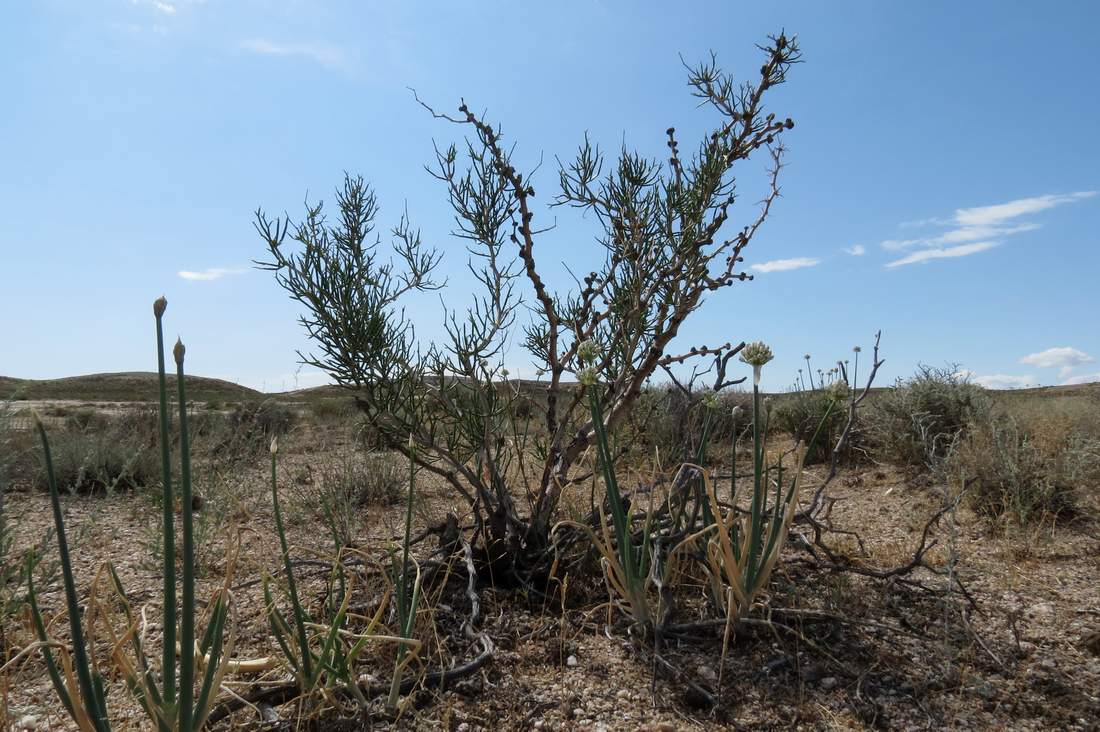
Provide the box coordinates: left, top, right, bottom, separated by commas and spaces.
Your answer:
153, 296, 167, 318
173, 338, 185, 366
270, 437, 278, 455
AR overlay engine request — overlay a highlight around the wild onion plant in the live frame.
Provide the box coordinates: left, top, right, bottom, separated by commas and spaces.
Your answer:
25, 298, 234, 731
264, 437, 389, 706
691, 342, 834, 621
387, 437, 423, 713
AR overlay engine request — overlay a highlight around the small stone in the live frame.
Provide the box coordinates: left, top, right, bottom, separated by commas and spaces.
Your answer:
616, 689, 630, 700
457, 724, 470, 732
697, 664, 717, 682
820, 676, 838, 690
657, 723, 677, 732
572, 708, 584, 720
17, 716, 38, 731
566, 655, 578, 667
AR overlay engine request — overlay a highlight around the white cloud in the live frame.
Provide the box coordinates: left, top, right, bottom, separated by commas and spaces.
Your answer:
750, 257, 821, 273
131, 0, 179, 14
240, 38, 347, 69
1019, 346, 1094, 370
881, 191, 1096, 266
954, 191, 1097, 228
885, 241, 998, 268
178, 267, 246, 281
970, 374, 1034, 389
1061, 372, 1100, 386
844, 244, 866, 256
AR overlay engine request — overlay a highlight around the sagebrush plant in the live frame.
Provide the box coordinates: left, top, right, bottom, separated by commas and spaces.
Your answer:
866, 364, 991, 469
632, 384, 749, 465
24, 298, 235, 731
945, 414, 1099, 527
0, 399, 57, 631
290, 449, 403, 549
258, 33, 802, 581
773, 353, 856, 464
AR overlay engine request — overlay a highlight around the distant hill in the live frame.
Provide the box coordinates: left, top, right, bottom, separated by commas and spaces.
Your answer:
0, 372, 264, 403
2, 371, 1096, 405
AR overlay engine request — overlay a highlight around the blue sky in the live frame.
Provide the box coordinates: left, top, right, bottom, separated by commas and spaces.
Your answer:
2, 1, 1098, 393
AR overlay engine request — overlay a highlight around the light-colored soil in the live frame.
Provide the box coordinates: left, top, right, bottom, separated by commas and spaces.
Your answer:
3, 417, 1099, 731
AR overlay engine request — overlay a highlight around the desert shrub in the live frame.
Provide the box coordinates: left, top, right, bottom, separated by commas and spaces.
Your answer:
634, 385, 750, 463
773, 382, 852, 463
229, 399, 295, 437
63, 407, 110, 432
29, 420, 160, 493
1, 401, 58, 630
946, 413, 1100, 526
865, 365, 992, 469
258, 34, 802, 582
290, 449, 403, 547
309, 397, 354, 423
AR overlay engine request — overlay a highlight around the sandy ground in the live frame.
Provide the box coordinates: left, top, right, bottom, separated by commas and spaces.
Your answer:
3, 422, 1099, 731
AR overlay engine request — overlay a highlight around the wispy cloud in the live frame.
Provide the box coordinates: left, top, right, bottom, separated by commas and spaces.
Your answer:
240, 38, 347, 70
1020, 346, 1094, 378
970, 373, 1034, 389
1061, 372, 1100, 386
844, 244, 866, 256
881, 191, 1096, 267
130, 0, 180, 15
178, 267, 247, 282
750, 257, 821, 273
885, 241, 998, 268
955, 192, 1097, 227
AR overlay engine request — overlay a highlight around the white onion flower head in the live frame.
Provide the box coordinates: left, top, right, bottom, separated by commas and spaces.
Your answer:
577, 367, 599, 387
827, 380, 850, 402
577, 339, 599, 364
739, 341, 774, 386
702, 392, 718, 410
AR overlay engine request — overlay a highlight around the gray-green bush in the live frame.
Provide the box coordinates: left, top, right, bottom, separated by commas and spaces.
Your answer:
865, 365, 991, 469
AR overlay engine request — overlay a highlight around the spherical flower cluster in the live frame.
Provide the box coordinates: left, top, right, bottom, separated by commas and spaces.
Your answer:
739, 341, 774, 368
702, 392, 719, 410
577, 367, 599, 387
827, 380, 850, 402
577, 339, 599, 364
740, 341, 774, 386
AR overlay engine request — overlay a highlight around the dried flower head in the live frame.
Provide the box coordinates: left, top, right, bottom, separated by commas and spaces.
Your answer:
739, 341, 774, 368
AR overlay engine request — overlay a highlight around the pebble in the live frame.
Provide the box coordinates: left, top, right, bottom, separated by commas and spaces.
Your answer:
566, 655, 578, 667
457, 724, 470, 732
17, 716, 38, 731
820, 676, 838, 690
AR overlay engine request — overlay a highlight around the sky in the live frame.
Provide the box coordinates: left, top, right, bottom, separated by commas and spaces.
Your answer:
2, 1, 1099, 393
